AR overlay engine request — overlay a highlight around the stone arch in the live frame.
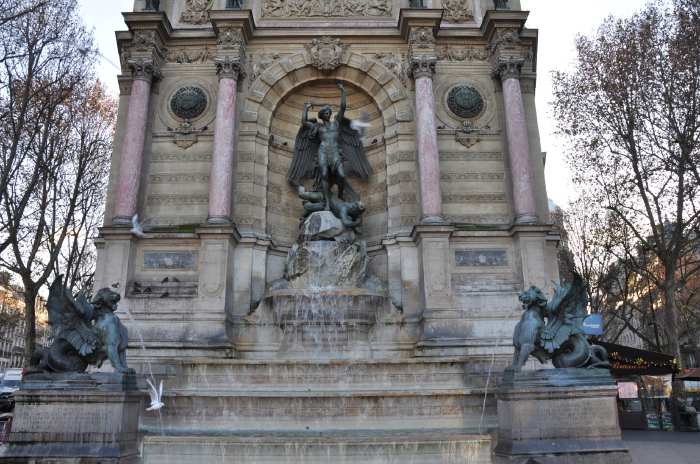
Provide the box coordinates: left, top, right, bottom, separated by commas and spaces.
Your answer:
234, 52, 420, 241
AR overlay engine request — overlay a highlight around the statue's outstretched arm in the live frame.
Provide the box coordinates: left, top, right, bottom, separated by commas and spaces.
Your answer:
302, 102, 315, 128
337, 81, 346, 121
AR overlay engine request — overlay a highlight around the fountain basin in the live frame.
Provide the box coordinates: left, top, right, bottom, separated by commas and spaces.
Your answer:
266, 288, 386, 359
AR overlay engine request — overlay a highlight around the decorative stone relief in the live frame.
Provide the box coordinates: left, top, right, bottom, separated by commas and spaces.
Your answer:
261, 0, 392, 17
442, 0, 474, 23
165, 47, 213, 64
372, 52, 408, 87
248, 52, 282, 84
218, 27, 245, 50
306, 37, 348, 72
446, 85, 484, 119
453, 121, 499, 148
436, 45, 488, 62
409, 27, 436, 50
166, 120, 208, 149
170, 86, 208, 120
179, 0, 212, 25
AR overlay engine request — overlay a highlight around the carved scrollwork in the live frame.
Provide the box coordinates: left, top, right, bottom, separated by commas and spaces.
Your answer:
372, 52, 409, 87
493, 57, 524, 80
216, 56, 246, 80
305, 37, 348, 72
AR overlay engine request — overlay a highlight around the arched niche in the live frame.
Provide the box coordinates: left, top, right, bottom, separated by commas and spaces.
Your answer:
235, 52, 418, 243
266, 80, 387, 246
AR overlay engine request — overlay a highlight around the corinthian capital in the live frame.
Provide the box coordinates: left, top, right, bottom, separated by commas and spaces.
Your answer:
128, 58, 161, 82
410, 55, 437, 79
493, 57, 524, 80
215, 56, 245, 81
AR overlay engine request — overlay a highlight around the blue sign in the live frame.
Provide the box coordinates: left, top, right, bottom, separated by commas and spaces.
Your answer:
583, 313, 604, 336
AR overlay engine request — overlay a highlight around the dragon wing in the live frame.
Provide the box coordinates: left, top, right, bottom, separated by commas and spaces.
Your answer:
47, 276, 99, 356
540, 273, 589, 352
339, 117, 373, 181
287, 122, 320, 186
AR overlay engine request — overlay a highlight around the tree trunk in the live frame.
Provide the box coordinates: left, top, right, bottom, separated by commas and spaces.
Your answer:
663, 280, 683, 369
22, 282, 37, 366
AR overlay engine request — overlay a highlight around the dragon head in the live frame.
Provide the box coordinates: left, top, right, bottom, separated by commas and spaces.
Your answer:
91, 288, 121, 312
518, 286, 547, 310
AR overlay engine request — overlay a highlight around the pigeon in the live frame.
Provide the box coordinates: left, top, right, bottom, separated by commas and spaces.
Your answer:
130, 214, 146, 238
133, 281, 143, 293
145, 378, 164, 412
160, 292, 170, 298
111, 282, 120, 289
161, 277, 169, 283
171, 277, 180, 283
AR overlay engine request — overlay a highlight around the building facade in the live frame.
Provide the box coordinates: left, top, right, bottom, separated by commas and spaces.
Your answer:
0, 279, 49, 370
96, 0, 558, 362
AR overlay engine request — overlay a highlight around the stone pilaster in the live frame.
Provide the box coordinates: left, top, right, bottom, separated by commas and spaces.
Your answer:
207, 20, 247, 225
409, 26, 443, 224
112, 31, 163, 226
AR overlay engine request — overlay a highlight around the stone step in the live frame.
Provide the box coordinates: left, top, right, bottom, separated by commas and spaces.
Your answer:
133, 357, 498, 392
139, 387, 497, 435
141, 430, 494, 464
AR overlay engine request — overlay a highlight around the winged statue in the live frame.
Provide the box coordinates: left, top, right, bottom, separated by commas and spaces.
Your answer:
30, 276, 130, 374
511, 273, 610, 372
287, 81, 373, 212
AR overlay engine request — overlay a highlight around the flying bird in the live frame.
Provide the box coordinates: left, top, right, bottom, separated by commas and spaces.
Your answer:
146, 378, 165, 412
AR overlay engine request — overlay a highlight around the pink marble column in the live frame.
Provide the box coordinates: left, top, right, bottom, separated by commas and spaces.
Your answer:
413, 58, 443, 223
113, 59, 158, 226
499, 61, 538, 224
207, 58, 242, 225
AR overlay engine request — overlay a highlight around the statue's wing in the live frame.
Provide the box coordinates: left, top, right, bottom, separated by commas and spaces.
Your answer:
287, 122, 320, 186
46, 276, 99, 356
339, 117, 373, 181
541, 273, 588, 352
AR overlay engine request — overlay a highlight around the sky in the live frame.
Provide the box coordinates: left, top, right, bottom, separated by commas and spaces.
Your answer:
78, 0, 650, 208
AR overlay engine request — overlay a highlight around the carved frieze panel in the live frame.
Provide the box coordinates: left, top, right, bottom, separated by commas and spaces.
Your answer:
436, 45, 488, 62
371, 52, 408, 87
180, 0, 213, 25
261, 0, 392, 18
442, 0, 474, 23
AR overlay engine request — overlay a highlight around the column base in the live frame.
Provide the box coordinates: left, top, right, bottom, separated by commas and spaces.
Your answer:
513, 213, 538, 225
112, 215, 133, 227
207, 215, 232, 225
420, 215, 447, 225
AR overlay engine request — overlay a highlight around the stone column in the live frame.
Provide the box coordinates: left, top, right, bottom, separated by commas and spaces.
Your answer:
207, 57, 243, 225
495, 58, 537, 224
113, 58, 159, 226
409, 24, 443, 224
412, 58, 443, 223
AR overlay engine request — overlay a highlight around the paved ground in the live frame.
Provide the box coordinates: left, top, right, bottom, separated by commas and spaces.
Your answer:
623, 430, 700, 464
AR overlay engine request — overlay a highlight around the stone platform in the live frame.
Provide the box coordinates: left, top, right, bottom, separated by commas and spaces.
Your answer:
494, 368, 632, 464
134, 358, 499, 463
0, 372, 143, 464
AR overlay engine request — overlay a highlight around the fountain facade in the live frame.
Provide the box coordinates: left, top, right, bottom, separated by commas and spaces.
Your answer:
90, 1, 559, 462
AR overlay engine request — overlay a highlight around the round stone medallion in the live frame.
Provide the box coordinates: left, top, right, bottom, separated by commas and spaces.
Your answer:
170, 86, 207, 120
447, 85, 484, 119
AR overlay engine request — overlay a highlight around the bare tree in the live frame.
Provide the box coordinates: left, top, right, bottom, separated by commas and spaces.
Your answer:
553, 0, 700, 367
0, 0, 115, 363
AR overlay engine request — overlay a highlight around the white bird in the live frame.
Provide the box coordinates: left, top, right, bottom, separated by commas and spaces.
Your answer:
350, 119, 371, 134
146, 378, 165, 411
130, 214, 146, 238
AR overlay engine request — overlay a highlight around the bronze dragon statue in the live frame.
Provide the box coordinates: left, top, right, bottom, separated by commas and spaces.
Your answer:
511, 273, 610, 372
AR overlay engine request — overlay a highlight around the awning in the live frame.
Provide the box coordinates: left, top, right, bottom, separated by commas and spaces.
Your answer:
676, 368, 700, 380
596, 341, 678, 376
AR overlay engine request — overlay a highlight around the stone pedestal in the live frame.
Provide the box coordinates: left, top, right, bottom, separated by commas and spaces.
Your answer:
494, 368, 632, 464
0, 372, 143, 463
